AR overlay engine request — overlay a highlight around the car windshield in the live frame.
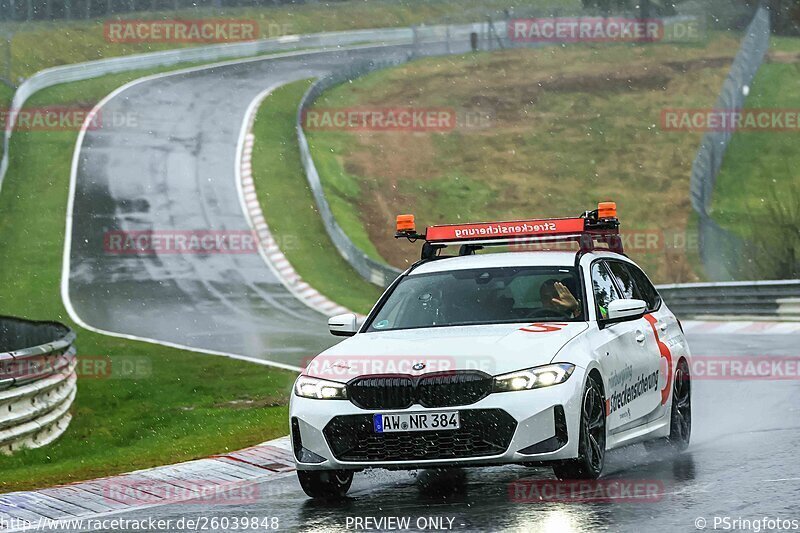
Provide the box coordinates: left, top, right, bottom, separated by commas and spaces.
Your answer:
366, 266, 584, 332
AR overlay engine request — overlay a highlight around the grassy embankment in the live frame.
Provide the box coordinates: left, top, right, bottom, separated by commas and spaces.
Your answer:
306, 33, 742, 283
711, 36, 800, 279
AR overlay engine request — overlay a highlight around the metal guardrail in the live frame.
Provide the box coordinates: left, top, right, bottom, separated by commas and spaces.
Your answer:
296, 23, 494, 288
0, 317, 77, 454
297, 63, 407, 289
688, 7, 771, 280
657, 280, 800, 318
0, 26, 419, 196
296, 15, 706, 290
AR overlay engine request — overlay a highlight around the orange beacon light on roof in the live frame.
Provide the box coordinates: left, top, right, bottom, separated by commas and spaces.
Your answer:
396, 214, 416, 234
598, 201, 617, 219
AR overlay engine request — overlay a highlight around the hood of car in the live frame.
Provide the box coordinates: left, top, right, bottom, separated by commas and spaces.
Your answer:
304, 322, 588, 381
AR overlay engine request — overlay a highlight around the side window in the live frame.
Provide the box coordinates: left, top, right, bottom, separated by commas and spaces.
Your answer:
607, 261, 640, 300
625, 264, 661, 311
591, 262, 621, 319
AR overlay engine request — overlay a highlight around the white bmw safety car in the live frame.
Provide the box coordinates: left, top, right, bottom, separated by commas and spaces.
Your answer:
290, 203, 692, 498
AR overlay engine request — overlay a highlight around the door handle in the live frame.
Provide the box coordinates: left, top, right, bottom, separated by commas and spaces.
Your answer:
658, 322, 667, 332
635, 331, 646, 344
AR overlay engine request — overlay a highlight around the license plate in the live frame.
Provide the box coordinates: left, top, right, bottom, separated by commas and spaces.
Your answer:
373, 411, 460, 433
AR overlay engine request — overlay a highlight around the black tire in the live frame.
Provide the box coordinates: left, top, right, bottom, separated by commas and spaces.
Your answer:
645, 358, 691, 452
553, 374, 606, 480
297, 470, 353, 499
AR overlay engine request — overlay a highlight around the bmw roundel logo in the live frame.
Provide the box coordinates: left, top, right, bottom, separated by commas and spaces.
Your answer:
413, 362, 426, 371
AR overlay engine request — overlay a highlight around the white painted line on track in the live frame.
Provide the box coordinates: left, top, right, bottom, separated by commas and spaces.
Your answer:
60, 42, 405, 371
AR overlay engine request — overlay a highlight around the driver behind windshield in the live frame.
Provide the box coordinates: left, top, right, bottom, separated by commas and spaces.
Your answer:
539, 278, 582, 319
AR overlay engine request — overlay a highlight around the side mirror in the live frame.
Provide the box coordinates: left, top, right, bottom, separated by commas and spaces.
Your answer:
606, 299, 648, 322
328, 313, 358, 337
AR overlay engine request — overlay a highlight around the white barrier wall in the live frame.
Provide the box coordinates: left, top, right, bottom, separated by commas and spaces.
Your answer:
0, 319, 77, 454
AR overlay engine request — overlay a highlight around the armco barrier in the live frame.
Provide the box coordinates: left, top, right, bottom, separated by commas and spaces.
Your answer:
0, 317, 77, 454
0, 21, 503, 197
688, 7, 770, 280
296, 22, 515, 288
656, 280, 800, 318
0, 26, 418, 195
297, 63, 407, 288
295, 16, 707, 290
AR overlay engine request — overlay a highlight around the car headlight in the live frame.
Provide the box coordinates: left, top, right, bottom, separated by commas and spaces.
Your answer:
294, 375, 348, 400
493, 363, 575, 392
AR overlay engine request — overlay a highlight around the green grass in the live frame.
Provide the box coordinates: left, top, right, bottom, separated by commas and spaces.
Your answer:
0, 82, 14, 159
0, 66, 298, 493
712, 61, 800, 234
0, 0, 580, 81
307, 34, 741, 284
305, 130, 387, 263
711, 36, 800, 279
250, 80, 383, 315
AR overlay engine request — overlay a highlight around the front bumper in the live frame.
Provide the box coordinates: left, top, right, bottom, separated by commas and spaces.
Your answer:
289, 368, 586, 471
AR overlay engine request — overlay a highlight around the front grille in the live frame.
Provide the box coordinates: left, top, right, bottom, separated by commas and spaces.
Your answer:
347, 371, 493, 409
347, 376, 414, 409
324, 409, 517, 462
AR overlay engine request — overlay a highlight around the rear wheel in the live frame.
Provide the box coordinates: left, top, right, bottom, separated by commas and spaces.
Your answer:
645, 358, 691, 451
553, 375, 606, 480
668, 358, 692, 450
297, 470, 353, 499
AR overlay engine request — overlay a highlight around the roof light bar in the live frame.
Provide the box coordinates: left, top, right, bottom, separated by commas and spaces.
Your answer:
395, 201, 623, 259
425, 217, 586, 243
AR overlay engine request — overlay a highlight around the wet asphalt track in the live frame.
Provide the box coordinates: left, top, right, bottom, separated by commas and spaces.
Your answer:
64, 331, 800, 532
68, 41, 470, 367
64, 38, 800, 532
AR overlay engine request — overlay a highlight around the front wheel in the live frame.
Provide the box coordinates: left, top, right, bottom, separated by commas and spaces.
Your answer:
297, 470, 353, 499
553, 375, 606, 480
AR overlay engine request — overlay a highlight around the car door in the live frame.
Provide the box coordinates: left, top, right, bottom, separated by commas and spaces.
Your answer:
589, 260, 639, 432
591, 260, 659, 432
605, 260, 664, 424
617, 261, 687, 417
